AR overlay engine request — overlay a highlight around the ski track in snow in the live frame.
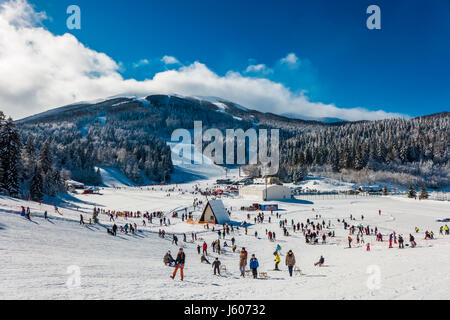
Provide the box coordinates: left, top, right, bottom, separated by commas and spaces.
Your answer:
0, 176, 449, 300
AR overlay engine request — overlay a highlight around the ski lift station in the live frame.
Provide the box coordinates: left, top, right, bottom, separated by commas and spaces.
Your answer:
239, 184, 292, 201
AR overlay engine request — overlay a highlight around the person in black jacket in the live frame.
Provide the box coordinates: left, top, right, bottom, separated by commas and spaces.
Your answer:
171, 248, 185, 280
212, 258, 221, 275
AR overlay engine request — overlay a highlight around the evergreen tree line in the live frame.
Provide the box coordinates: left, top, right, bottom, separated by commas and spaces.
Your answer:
19, 119, 174, 187
0, 112, 65, 199
279, 115, 449, 187
11, 95, 449, 190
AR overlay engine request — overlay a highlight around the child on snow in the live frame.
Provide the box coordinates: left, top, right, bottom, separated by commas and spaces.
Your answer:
201, 254, 210, 264
314, 256, 325, 267
274, 251, 281, 270
163, 251, 175, 266
249, 254, 259, 279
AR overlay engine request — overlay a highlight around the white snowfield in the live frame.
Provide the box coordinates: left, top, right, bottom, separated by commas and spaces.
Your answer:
0, 176, 449, 300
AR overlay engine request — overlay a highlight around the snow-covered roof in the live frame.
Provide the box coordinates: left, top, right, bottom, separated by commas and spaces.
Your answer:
208, 200, 230, 224
66, 180, 84, 186
240, 184, 289, 191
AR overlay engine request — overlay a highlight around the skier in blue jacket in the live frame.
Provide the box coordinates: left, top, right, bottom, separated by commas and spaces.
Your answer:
249, 254, 259, 279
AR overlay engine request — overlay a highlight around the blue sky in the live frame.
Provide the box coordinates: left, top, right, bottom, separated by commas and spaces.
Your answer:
2, 0, 449, 119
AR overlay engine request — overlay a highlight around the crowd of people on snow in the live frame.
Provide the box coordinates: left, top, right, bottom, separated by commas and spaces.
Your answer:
159, 207, 450, 281
17, 198, 450, 283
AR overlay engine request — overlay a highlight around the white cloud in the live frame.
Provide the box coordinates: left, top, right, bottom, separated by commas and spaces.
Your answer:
280, 53, 299, 66
132, 59, 149, 68
161, 55, 179, 65
244, 64, 273, 75
0, 0, 405, 121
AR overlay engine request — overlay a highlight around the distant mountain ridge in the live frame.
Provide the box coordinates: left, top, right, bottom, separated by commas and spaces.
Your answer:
16, 94, 330, 129
281, 112, 349, 123
12, 93, 450, 189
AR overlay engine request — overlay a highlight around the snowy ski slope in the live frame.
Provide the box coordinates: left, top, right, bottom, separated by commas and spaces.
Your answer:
1, 175, 449, 300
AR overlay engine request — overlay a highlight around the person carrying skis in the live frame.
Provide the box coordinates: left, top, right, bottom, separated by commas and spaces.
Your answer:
171, 248, 185, 281
285, 250, 296, 276
239, 247, 248, 277
249, 254, 259, 279
212, 258, 221, 275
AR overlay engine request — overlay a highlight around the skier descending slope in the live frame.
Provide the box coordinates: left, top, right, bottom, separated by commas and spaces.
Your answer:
171, 248, 185, 281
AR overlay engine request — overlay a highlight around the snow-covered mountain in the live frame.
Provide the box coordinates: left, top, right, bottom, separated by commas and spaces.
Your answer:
11, 94, 450, 191
281, 112, 349, 124
16, 94, 325, 131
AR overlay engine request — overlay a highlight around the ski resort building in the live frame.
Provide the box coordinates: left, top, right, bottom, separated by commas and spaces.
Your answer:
199, 200, 231, 225
82, 187, 100, 194
239, 184, 291, 201
65, 180, 85, 190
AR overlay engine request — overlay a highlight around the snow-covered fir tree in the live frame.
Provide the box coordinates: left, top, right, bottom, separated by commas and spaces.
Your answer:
0, 113, 22, 196
408, 185, 417, 198
419, 185, 429, 200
